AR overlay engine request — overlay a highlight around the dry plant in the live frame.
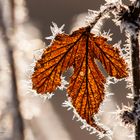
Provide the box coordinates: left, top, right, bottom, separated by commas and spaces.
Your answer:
31, 0, 139, 139
0, 0, 139, 140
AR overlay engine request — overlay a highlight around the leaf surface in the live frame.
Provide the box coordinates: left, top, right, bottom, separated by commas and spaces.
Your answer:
32, 26, 128, 133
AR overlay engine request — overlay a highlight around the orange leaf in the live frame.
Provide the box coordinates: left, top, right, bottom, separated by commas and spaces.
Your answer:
32, 26, 128, 133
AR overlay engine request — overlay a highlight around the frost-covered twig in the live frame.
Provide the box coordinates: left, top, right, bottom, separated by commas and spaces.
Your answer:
87, 2, 125, 29
118, 0, 140, 139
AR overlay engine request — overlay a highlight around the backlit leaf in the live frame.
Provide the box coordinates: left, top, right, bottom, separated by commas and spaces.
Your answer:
32, 26, 128, 133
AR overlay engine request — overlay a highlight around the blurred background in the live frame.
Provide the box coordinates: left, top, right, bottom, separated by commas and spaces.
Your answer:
0, 0, 133, 140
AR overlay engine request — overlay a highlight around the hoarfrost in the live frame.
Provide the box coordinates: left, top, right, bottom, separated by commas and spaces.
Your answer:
46, 22, 65, 40
62, 96, 112, 139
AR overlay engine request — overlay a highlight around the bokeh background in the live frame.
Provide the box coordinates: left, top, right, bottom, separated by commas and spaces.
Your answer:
0, 0, 133, 140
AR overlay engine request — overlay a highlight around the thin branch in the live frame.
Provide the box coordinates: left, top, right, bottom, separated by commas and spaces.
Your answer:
128, 1, 140, 139
89, 3, 117, 28
132, 34, 140, 140
121, 0, 140, 139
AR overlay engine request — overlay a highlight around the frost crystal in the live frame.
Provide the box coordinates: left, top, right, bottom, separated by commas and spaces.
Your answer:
25, 80, 54, 101
116, 102, 140, 128
123, 32, 133, 97
58, 76, 69, 90
99, 30, 113, 41
118, 0, 140, 36
33, 48, 45, 60
26, 53, 55, 101
86, 9, 108, 35
86, 10, 99, 26
105, 0, 121, 3
46, 22, 65, 40
62, 96, 112, 139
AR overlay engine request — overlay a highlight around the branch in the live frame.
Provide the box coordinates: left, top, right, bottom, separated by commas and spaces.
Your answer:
86, 2, 125, 30
132, 34, 140, 140
119, 0, 140, 139
126, 1, 140, 140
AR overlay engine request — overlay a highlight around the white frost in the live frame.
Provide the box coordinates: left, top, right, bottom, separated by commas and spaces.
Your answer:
58, 76, 69, 90
62, 96, 112, 139
46, 22, 65, 40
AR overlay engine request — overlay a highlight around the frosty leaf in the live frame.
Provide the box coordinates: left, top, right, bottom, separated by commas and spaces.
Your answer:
32, 26, 128, 133
89, 36, 128, 78
32, 29, 83, 93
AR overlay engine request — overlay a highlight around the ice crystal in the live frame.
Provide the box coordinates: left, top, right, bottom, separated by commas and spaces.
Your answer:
58, 76, 69, 90
62, 97, 112, 139
105, 0, 121, 4
46, 22, 65, 40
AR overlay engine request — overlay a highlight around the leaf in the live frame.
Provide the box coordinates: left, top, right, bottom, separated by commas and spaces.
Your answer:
32, 26, 128, 133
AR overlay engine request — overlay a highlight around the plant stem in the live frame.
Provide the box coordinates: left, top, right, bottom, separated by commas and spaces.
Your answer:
120, 0, 139, 139
119, 0, 140, 138
128, 0, 140, 139
130, 33, 140, 140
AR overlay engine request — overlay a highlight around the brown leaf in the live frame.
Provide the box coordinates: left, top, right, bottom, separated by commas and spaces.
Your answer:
32, 26, 128, 133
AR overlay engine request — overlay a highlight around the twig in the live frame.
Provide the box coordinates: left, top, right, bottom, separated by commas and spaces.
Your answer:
128, 1, 140, 139
121, 0, 140, 139
132, 34, 140, 140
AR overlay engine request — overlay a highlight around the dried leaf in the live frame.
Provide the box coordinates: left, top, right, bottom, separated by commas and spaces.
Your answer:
32, 26, 128, 133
